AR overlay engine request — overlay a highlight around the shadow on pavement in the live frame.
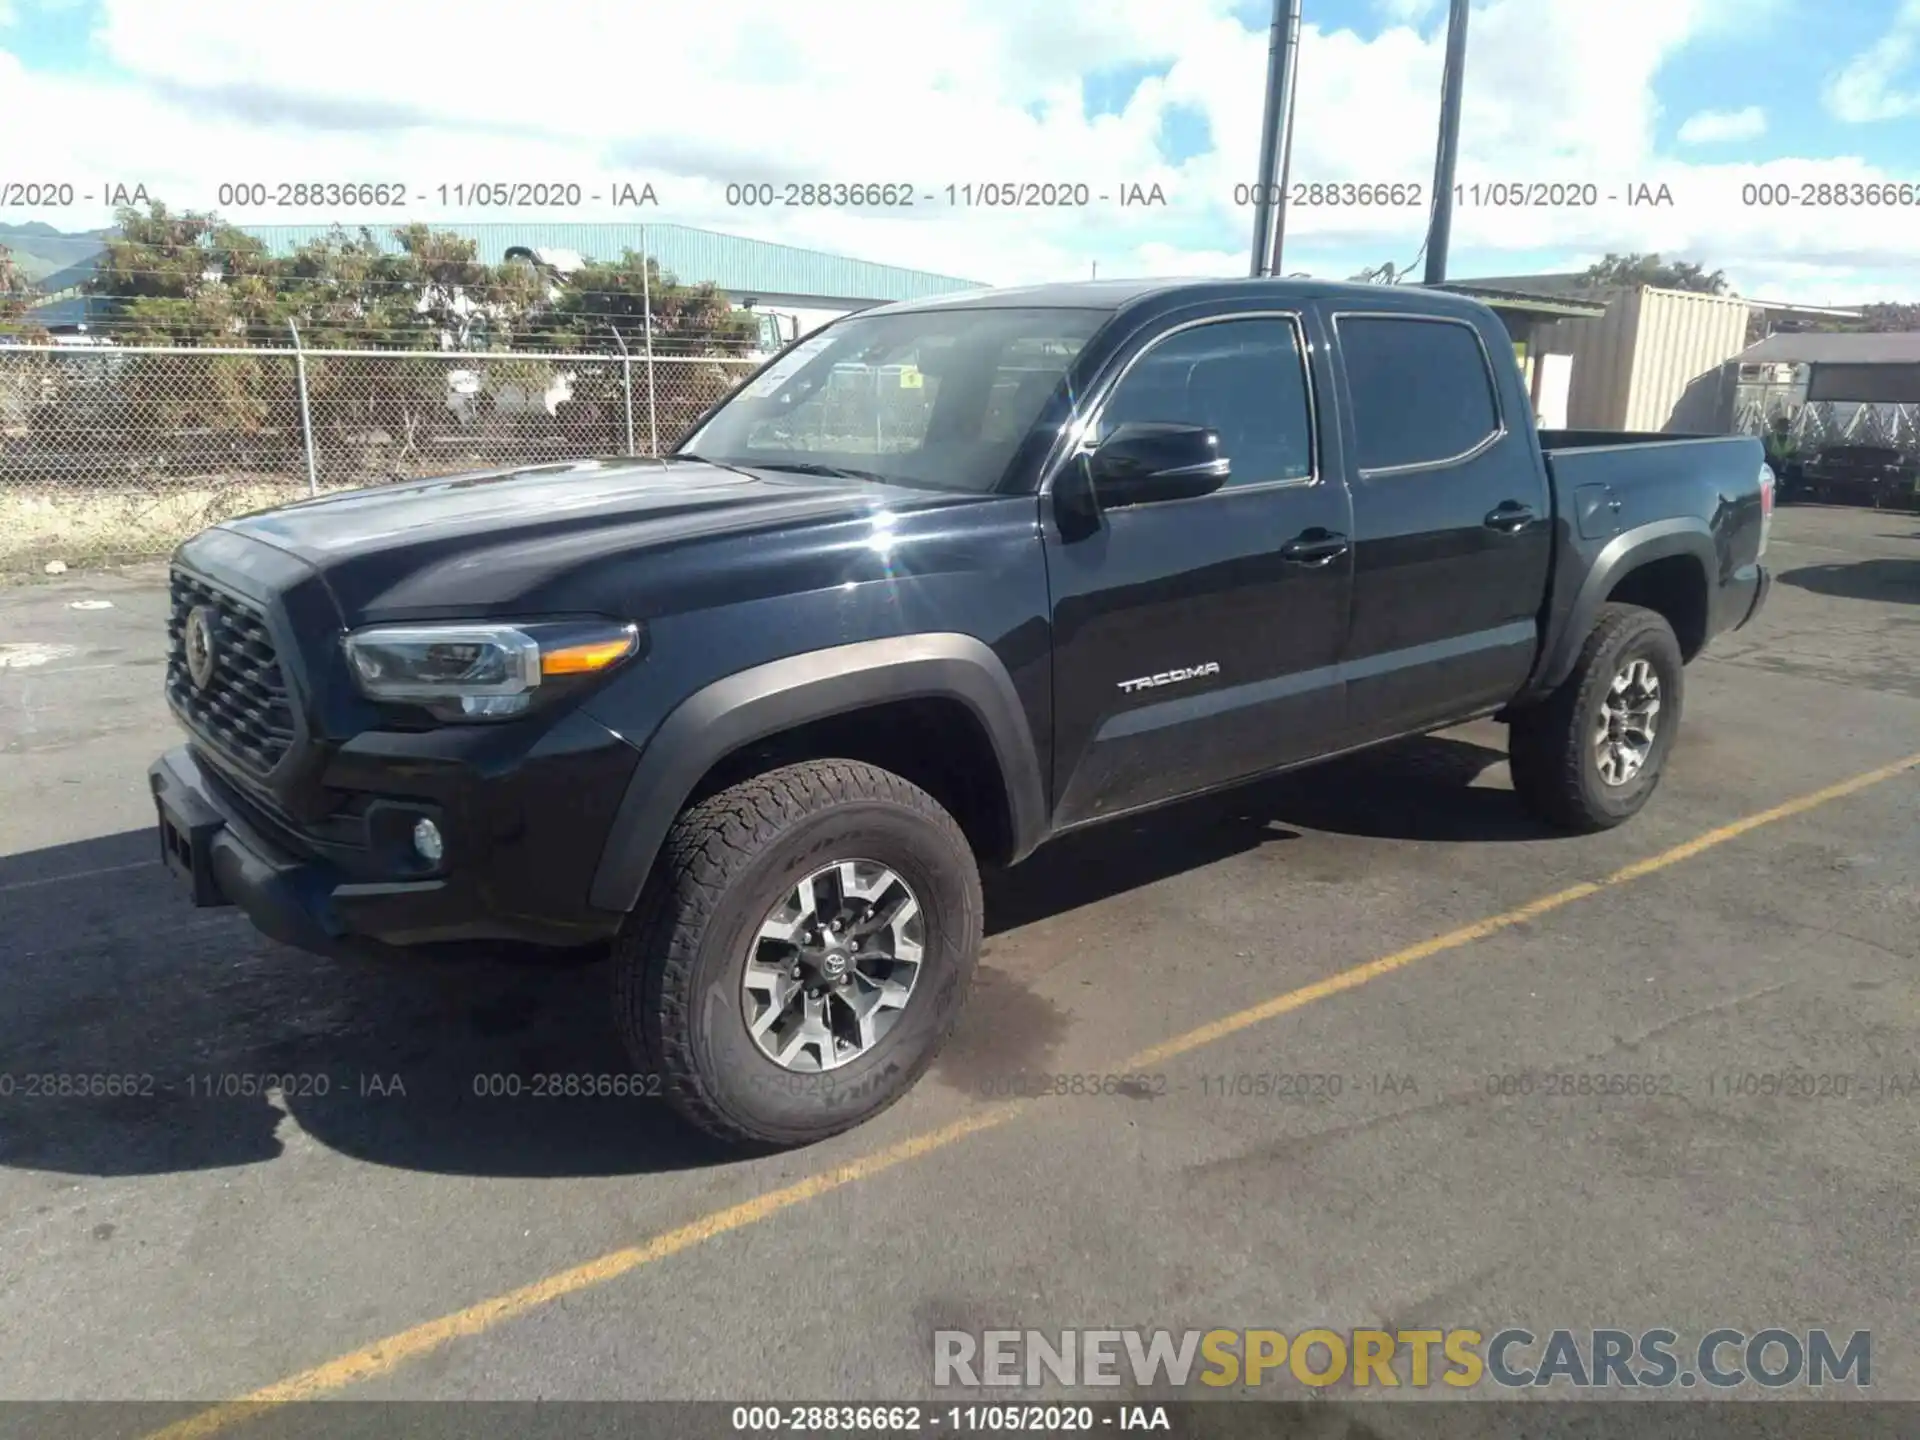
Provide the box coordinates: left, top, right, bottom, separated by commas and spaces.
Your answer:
1250, 732, 1548, 844
1778, 558, 1920, 605
0, 735, 1532, 1182
0, 828, 739, 1181
991, 735, 1544, 935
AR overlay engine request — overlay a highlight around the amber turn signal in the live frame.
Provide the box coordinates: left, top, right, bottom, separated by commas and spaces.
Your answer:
540, 626, 640, 676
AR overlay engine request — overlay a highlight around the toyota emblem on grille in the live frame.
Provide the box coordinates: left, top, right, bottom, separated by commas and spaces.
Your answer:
184, 605, 218, 690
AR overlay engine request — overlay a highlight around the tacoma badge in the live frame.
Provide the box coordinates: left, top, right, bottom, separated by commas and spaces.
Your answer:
1117, 662, 1221, 694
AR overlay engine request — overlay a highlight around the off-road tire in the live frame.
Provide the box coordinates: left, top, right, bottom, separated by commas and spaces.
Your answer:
612, 759, 982, 1148
1508, 603, 1685, 833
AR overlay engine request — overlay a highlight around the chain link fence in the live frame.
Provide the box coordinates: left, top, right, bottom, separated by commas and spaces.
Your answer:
0, 343, 756, 572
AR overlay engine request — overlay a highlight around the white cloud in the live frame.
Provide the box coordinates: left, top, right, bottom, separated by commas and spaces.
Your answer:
0, 0, 1912, 301
1375, 0, 1442, 25
1715, 257, 1916, 308
1676, 105, 1766, 144
1825, 0, 1920, 121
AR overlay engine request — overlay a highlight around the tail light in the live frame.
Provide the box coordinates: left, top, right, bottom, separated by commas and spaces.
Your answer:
1758, 464, 1774, 558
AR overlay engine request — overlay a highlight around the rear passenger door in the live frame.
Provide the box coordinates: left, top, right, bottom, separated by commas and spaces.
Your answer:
1331, 308, 1552, 743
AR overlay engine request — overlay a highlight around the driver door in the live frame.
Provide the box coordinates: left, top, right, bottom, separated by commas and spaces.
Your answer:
1043, 309, 1354, 829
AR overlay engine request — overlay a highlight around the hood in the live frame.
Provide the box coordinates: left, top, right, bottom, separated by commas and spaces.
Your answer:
225, 457, 885, 560
214, 457, 976, 623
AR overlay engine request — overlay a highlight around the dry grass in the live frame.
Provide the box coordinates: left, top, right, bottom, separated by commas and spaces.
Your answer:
0, 477, 325, 574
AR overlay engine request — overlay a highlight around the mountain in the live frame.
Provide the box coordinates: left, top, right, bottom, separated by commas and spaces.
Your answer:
0, 224, 112, 287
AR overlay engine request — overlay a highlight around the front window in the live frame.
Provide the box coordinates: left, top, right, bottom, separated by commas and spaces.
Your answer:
1095, 317, 1314, 488
680, 307, 1108, 493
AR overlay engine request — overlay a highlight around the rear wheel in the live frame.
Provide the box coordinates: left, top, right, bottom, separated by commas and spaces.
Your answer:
1508, 603, 1684, 833
612, 759, 982, 1148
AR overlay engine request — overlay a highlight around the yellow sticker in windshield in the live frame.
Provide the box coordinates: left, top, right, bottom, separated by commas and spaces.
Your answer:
899, 365, 923, 389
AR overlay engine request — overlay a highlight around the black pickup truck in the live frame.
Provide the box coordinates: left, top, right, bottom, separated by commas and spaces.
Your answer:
150, 278, 1774, 1147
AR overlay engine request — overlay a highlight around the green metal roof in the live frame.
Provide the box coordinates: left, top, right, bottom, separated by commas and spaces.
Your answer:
235, 222, 985, 303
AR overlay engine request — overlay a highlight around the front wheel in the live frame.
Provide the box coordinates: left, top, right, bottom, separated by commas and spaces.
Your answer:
1508, 603, 1684, 833
613, 759, 983, 1148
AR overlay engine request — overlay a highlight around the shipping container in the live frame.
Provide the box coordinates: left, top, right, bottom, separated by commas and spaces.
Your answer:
1535, 286, 1751, 433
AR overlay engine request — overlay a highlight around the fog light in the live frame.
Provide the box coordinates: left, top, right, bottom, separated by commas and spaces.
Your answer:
411, 817, 444, 863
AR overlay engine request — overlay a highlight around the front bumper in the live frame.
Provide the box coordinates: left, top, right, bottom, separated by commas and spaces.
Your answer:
149, 744, 629, 959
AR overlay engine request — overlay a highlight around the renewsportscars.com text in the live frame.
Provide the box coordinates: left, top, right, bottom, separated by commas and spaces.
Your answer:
933, 1327, 1871, 1390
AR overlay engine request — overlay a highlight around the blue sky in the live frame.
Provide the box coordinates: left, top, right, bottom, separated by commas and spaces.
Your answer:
2, 0, 1917, 301
1343, 0, 1915, 172
0, 0, 94, 71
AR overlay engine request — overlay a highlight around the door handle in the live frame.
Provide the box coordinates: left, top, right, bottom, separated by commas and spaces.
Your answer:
1484, 502, 1535, 533
1279, 529, 1350, 565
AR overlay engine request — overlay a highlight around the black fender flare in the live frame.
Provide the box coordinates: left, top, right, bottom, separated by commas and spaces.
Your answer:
1533, 517, 1715, 696
588, 633, 1048, 913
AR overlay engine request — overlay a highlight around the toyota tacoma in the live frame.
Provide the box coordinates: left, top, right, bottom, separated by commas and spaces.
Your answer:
150, 278, 1774, 1147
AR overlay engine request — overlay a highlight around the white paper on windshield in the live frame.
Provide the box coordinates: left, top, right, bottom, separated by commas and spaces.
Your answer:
741, 334, 837, 398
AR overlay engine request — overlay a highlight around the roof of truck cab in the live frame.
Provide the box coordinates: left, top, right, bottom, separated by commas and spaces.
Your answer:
860, 276, 1498, 319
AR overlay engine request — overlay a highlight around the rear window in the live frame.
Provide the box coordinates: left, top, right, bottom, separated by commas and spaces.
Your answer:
1337, 315, 1502, 472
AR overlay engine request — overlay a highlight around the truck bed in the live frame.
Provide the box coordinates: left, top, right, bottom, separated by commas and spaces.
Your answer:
1524, 429, 1768, 698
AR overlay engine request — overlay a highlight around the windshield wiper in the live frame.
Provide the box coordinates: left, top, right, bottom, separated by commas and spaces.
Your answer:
746, 460, 896, 484
669, 451, 761, 480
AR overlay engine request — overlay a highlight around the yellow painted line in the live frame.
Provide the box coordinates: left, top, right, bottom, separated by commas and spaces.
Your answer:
0, 859, 157, 894
143, 749, 1920, 1439
1122, 879, 1605, 1069
1600, 751, 1920, 883
144, 1104, 1026, 1440
1129, 745, 1920, 1070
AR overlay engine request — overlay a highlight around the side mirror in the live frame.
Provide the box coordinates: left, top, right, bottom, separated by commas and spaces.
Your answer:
1086, 423, 1230, 507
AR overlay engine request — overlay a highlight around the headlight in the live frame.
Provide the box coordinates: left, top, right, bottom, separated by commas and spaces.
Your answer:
344, 620, 640, 721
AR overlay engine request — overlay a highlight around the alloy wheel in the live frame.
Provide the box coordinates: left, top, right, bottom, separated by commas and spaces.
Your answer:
1594, 657, 1661, 786
741, 859, 925, 1072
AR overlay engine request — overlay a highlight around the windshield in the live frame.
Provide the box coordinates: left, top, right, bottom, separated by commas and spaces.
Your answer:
678, 306, 1109, 493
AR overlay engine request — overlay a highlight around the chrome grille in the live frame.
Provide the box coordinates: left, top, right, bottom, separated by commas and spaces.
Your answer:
166, 570, 296, 775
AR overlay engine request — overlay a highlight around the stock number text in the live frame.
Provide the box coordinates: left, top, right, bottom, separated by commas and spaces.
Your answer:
1743, 181, 1920, 207
726, 182, 918, 207
217, 182, 410, 207
1234, 181, 1424, 207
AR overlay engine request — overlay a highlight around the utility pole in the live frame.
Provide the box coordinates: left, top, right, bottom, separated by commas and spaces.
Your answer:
1422, 0, 1472, 284
1249, 0, 1303, 277
1266, 1, 1304, 277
